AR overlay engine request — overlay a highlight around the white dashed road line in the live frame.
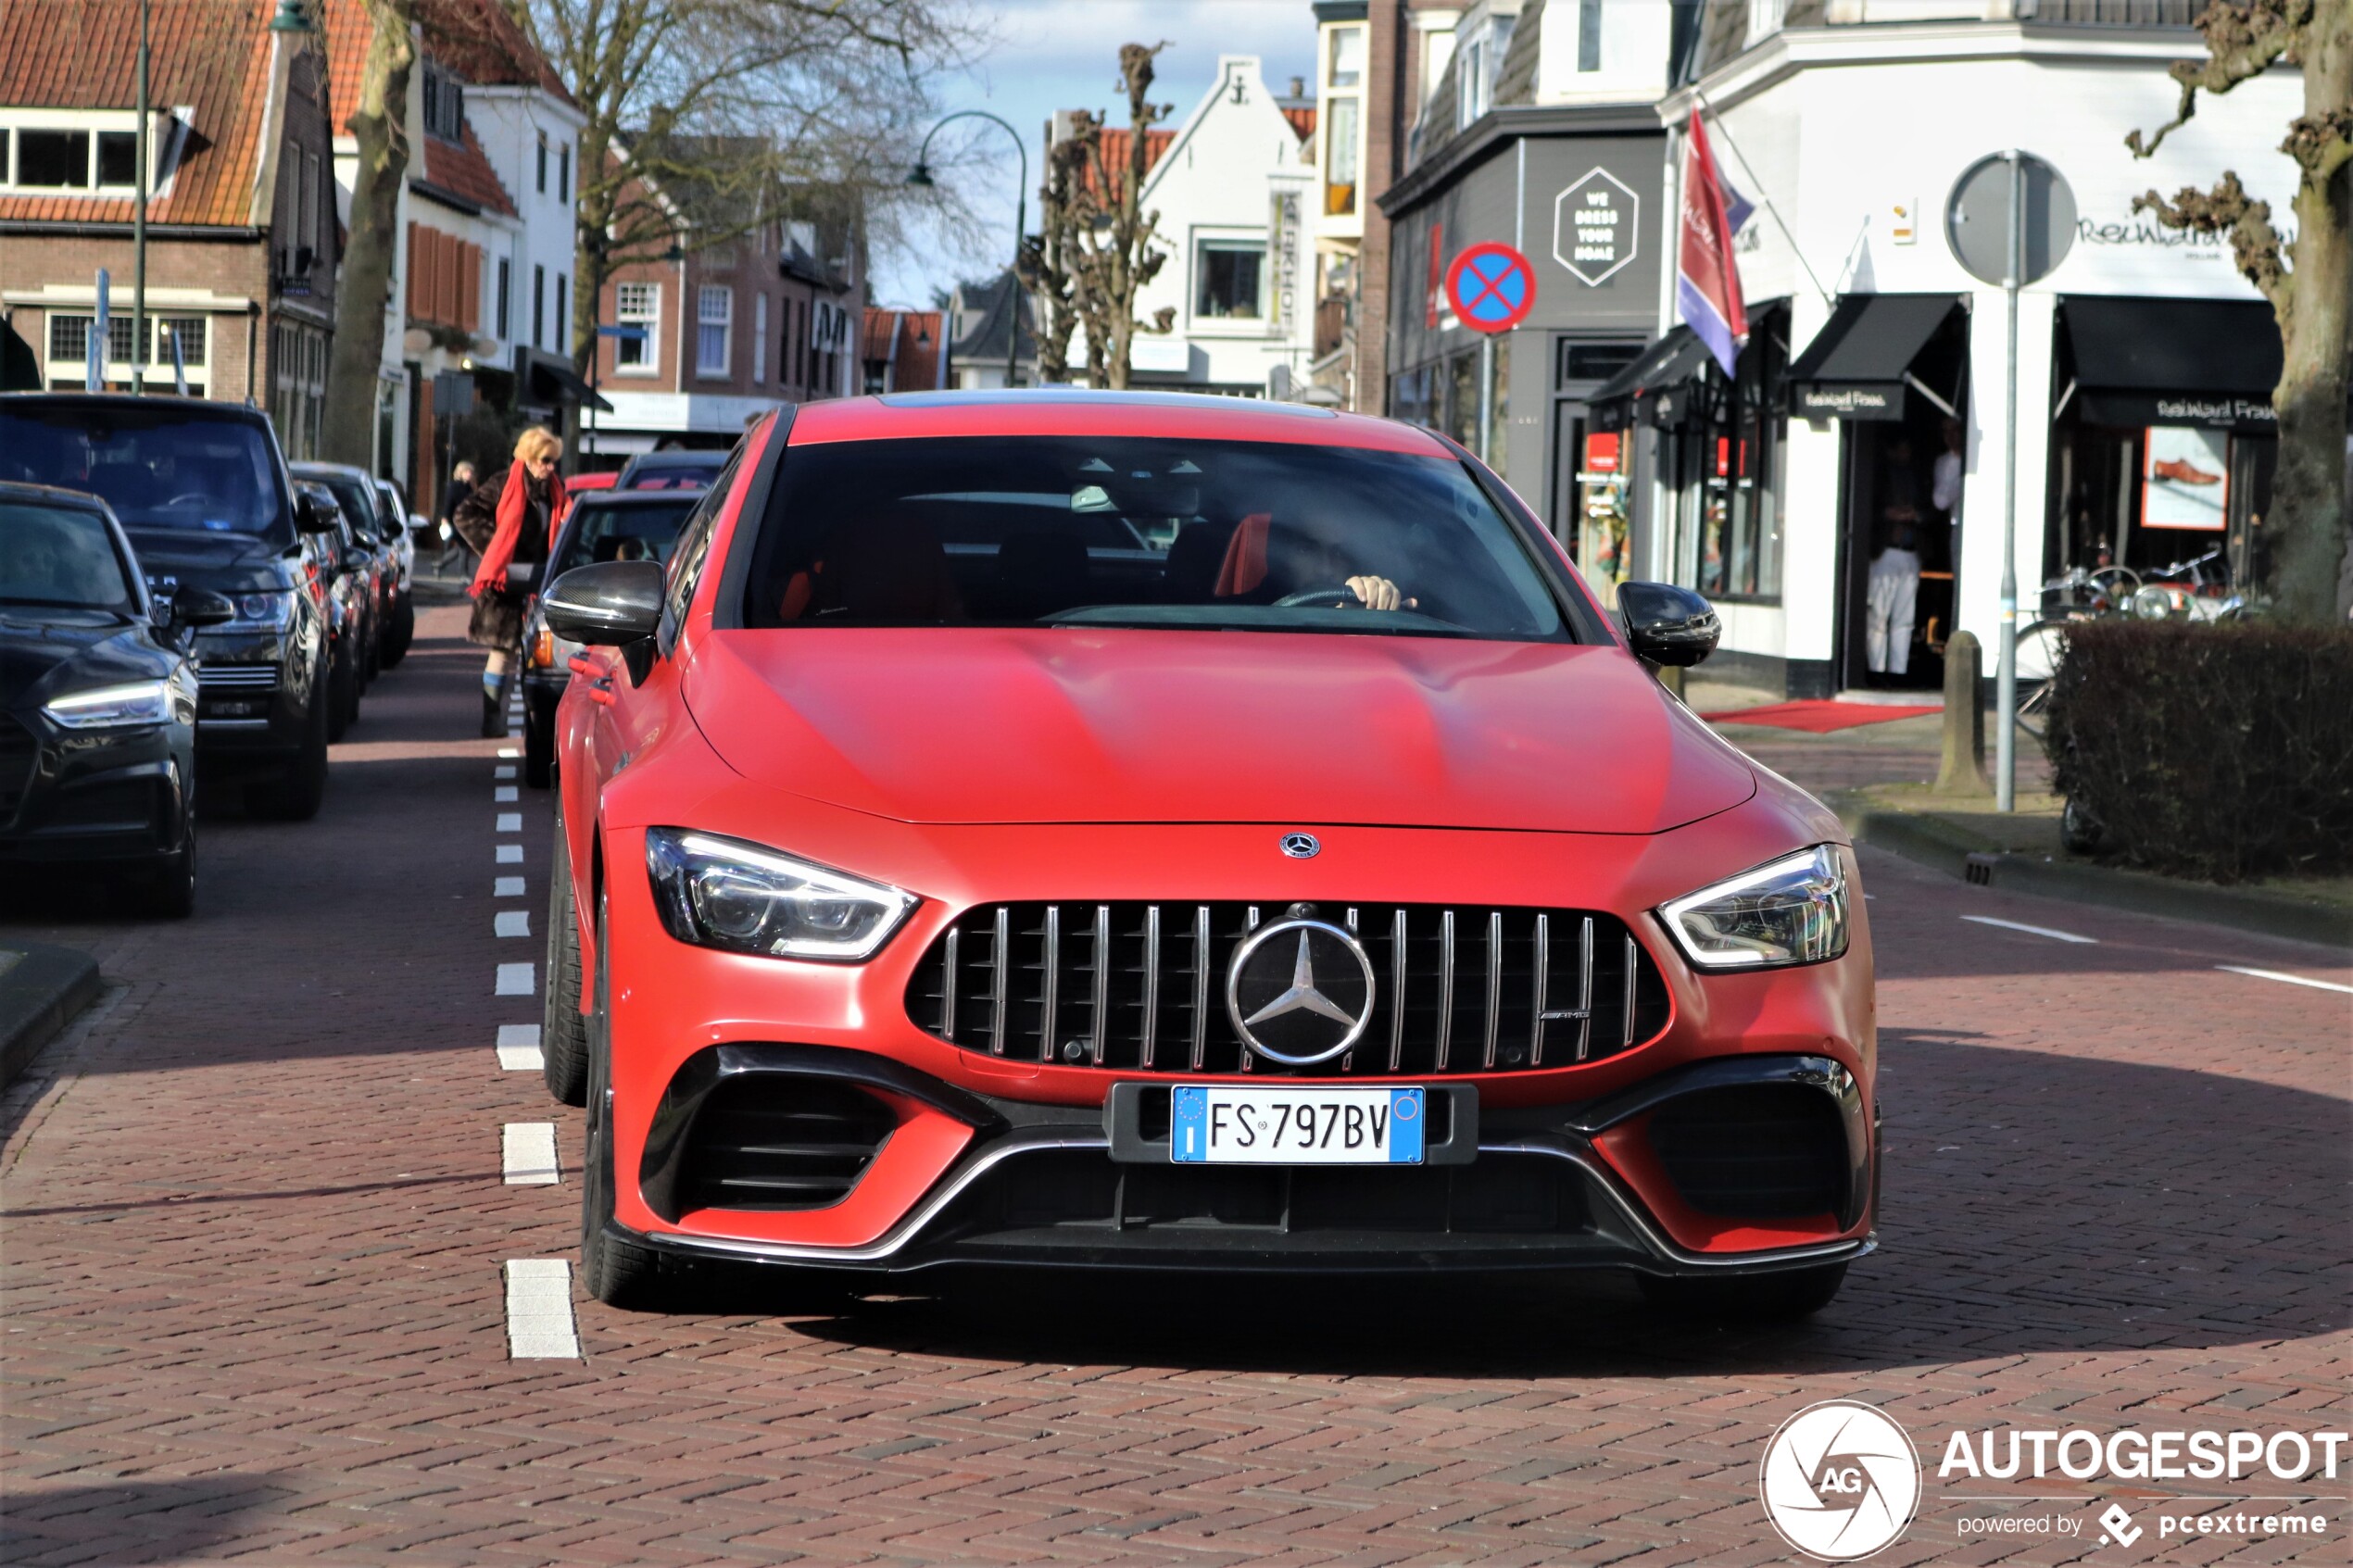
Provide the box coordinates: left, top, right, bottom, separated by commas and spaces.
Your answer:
495, 764, 516, 780
497, 812, 522, 834
495, 785, 520, 803
502, 1123, 560, 1185
496, 1023, 544, 1071
497, 746, 519, 759
1961, 914, 2097, 945
503, 1260, 580, 1359
2216, 965, 2353, 996
497, 844, 523, 863
496, 962, 535, 996
495, 876, 525, 897
495, 910, 530, 938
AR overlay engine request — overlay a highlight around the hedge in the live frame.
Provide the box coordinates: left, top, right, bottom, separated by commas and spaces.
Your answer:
2045, 620, 2353, 883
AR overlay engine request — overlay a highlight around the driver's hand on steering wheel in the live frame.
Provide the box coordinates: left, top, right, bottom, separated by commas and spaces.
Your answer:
1345, 575, 1414, 611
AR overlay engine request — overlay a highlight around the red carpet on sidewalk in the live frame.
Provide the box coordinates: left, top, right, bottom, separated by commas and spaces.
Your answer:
1698, 699, 1943, 734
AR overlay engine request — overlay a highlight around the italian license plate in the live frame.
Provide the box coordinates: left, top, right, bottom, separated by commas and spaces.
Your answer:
1170, 1085, 1425, 1165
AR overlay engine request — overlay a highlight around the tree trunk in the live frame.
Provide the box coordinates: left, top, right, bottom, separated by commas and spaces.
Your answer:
2267, 6, 2352, 622
321, 3, 414, 470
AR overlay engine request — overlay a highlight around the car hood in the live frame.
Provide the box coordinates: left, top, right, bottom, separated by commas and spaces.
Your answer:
121, 527, 295, 593
685, 629, 1755, 833
0, 609, 168, 708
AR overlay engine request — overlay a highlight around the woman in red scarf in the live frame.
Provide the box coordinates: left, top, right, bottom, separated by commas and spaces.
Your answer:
467, 427, 567, 736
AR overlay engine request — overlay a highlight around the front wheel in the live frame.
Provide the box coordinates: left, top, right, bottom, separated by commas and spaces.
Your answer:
542, 815, 591, 1106
247, 674, 331, 820
381, 594, 413, 666
1637, 1262, 1848, 1322
523, 703, 554, 789
580, 883, 673, 1310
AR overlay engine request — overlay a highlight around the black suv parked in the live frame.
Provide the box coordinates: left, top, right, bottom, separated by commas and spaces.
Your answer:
0, 395, 340, 819
295, 460, 413, 667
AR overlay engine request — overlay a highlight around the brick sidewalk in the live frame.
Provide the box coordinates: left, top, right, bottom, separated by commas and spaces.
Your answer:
3, 606, 2346, 1565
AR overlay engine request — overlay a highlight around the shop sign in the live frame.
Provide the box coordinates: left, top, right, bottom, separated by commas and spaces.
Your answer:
1268, 188, 1302, 342
2078, 392, 2274, 429
1554, 168, 1639, 286
1795, 383, 1905, 421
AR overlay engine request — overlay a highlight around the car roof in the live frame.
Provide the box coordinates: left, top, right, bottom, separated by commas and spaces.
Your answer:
292, 460, 375, 483
0, 478, 114, 512
624, 448, 728, 467
570, 488, 704, 509
789, 388, 1448, 454
0, 391, 271, 427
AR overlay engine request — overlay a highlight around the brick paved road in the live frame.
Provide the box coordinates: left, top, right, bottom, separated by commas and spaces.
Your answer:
3, 605, 2346, 1565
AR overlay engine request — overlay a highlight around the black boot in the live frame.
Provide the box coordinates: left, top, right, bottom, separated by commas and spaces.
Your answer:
481, 688, 505, 738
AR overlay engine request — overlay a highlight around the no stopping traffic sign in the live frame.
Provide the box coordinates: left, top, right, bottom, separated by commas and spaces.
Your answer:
1444, 243, 1536, 333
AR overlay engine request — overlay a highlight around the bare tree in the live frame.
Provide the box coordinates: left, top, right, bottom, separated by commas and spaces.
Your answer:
2127, 0, 2352, 623
499, 0, 985, 378
1030, 43, 1176, 389
321, 0, 415, 468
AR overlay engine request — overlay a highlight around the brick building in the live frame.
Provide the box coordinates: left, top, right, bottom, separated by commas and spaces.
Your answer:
0, 0, 341, 452
586, 154, 864, 459
858, 306, 945, 395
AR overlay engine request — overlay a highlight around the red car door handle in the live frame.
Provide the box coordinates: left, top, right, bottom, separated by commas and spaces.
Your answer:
587, 676, 616, 706
567, 654, 598, 676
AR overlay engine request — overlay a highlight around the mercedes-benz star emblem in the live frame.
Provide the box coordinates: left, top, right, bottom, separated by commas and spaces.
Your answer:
1279, 833, 1320, 859
1226, 918, 1376, 1066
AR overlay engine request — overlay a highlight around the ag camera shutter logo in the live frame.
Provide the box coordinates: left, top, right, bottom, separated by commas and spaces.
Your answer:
1759, 1399, 1922, 1561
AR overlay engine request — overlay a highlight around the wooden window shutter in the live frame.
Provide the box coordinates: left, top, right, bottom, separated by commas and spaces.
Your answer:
460, 244, 481, 332
406, 223, 422, 318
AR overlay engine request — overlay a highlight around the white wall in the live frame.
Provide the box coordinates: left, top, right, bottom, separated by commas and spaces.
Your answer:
466, 86, 588, 358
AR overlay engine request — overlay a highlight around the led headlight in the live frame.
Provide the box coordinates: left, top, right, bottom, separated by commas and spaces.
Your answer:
226, 590, 297, 632
44, 679, 174, 730
1658, 844, 1849, 970
645, 828, 916, 961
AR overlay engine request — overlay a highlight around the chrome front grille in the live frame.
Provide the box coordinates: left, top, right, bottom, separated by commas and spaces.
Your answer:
906, 901, 1670, 1077
198, 664, 279, 693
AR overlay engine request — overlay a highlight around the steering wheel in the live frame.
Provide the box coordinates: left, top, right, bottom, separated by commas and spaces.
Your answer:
1272, 583, 1364, 609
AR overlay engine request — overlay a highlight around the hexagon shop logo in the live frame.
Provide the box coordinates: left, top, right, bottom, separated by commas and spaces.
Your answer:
1758, 1399, 1922, 1562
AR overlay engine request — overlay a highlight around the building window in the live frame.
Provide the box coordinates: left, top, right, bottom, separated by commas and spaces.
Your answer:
559, 143, 570, 203
752, 294, 768, 384
422, 65, 464, 142
1323, 95, 1359, 217
533, 263, 545, 347
697, 285, 732, 376
536, 131, 547, 194
615, 282, 658, 372
554, 274, 568, 352
497, 257, 510, 338
1328, 24, 1364, 89
17, 129, 89, 187
1676, 320, 1785, 601
1579, 0, 1604, 72
1456, 34, 1486, 129
157, 317, 208, 368
301, 149, 320, 252
0, 132, 10, 181
1748, 0, 1787, 44
96, 131, 136, 185
1195, 239, 1265, 320
781, 298, 797, 384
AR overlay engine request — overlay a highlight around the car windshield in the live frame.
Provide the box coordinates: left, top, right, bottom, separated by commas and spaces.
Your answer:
0, 408, 287, 541
553, 496, 699, 576
311, 474, 385, 540
0, 500, 137, 612
740, 435, 1571, 640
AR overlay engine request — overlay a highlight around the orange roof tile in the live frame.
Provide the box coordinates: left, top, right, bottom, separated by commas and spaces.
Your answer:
0, 0, 287, 229
1076, 127, 1174, 202
1282, 105, 1315, 143
417, 121, 517, 217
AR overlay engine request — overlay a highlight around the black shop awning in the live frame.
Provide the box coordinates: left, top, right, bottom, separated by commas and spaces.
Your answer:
2061, 297, 2280, 430
1588, 328, 1713, 432
1785, 294, 1960, 421
513, 346, 614, 413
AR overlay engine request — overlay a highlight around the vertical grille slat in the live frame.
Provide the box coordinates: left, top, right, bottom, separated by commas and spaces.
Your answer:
911, 900, 1668, 1077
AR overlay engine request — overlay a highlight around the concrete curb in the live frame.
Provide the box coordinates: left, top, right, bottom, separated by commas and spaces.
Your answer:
1831, 797, 2353, 951
0, 943, 102, 1091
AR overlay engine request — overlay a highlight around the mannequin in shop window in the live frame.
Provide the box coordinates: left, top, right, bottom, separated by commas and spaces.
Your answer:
1931, 419, 1964, 573
1866, 435, 1925, 680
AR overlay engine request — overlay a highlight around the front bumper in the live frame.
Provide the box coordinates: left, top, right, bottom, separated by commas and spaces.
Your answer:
611, 1045, 1874, 1282
0, 722, 187, 865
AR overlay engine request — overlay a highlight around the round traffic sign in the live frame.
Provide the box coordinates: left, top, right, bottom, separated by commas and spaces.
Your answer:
1945, 151, 2075, 287
1445, 243, 1537, 333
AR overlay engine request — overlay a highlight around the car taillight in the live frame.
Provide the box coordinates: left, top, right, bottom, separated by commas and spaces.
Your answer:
529, 627, 555, 668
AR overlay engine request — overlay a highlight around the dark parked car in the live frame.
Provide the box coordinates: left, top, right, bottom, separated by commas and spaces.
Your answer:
518, 488, 703, 786
0, 395, 341, 819
0, 481, 233, 915
612, 448, 728, 492
296, 460, 413, 666
294, 481, 375, 742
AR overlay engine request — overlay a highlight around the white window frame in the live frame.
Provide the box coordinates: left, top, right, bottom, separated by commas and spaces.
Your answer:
1191, 233, 1268, 327
0, 110, 154, 195
696, 284, 733, 377
614, 282, 659, 374
752, 294, 768, 385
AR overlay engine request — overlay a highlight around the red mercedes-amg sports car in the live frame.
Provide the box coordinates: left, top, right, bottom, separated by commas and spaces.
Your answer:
542, 391, 1874, 1317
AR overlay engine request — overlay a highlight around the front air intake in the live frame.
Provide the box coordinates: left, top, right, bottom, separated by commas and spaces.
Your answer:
673, 1077, 896, 1213
1647, 1084, 1848, 1221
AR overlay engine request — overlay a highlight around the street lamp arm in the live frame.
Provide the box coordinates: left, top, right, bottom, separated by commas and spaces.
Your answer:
912, 110, 1029, 199
912, 110, 1030, 387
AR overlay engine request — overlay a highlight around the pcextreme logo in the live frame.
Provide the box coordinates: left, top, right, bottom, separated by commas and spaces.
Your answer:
1758, 1399, 1923, 1562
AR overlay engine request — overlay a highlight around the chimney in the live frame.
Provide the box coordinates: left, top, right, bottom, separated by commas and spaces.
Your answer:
1290, 76, 1305, 99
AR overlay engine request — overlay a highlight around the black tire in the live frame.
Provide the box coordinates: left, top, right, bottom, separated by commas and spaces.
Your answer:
126, 818, 195, 919
381, 594, 413, 666
523, 705, 554, 789
580, 884, 672, 1310
1637, 1262, 1848, 1323
325, 646, 354, 743
542, 815, 591, 1106
246, 673, 331, 821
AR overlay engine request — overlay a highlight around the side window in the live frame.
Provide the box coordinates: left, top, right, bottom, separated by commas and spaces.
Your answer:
659, 449, 742, 650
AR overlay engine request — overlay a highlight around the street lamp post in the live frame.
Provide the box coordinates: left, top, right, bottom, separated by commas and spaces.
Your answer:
907, 111, 1027, 388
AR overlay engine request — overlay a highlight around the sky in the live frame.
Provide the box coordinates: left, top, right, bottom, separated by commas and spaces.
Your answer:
869, 0, 1318, 310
